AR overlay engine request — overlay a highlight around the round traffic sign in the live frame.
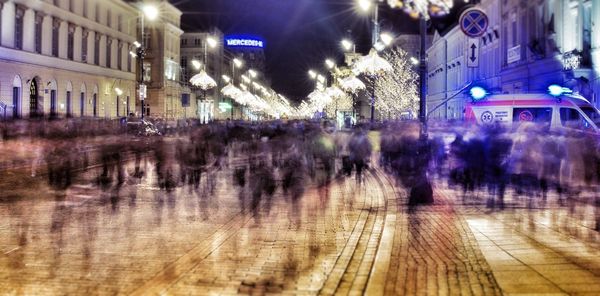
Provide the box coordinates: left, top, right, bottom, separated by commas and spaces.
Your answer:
460, 8, 489, 38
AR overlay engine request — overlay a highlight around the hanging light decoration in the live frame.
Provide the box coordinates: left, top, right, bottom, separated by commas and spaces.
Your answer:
352, 49, 393, 76
387, 0, 453, 19
189, 70, 217, 91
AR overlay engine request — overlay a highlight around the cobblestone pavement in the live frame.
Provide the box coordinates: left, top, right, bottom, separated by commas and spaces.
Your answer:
1, 158, 599, 295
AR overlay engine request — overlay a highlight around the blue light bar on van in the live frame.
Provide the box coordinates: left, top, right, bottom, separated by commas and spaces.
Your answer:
548, 84, 573, 97
469, 86, 487, 101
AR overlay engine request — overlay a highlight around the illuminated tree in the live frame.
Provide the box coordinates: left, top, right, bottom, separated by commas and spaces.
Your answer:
364, 47, 420, 119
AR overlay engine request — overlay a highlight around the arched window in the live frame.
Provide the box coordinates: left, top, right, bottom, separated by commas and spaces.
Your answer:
80, 83, 86, 116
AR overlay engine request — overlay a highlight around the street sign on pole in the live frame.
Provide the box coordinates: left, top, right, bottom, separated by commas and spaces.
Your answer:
460, 8, 488, 38
467, 38, 480, 68
139, 84, 147, 100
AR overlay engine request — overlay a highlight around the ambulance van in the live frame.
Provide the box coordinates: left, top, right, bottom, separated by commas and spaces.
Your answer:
464, 87, 600, 133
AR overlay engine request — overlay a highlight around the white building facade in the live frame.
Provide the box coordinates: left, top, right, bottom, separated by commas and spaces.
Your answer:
426, 0, 501, 120
0, 0, 139, 119
427, 0, 600, 120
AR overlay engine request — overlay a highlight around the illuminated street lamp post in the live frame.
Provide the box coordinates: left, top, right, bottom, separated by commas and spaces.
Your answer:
231, 58, 243, 119
137, 4, 159, 120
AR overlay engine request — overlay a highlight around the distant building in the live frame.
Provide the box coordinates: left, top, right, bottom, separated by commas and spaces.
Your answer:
141, 0, 195, 120
224, 35, 267, 74
0, 0, 139, 119
180, 29, 226, 121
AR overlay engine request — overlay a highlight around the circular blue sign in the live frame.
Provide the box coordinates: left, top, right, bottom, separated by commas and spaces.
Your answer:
460, 9, 489, 38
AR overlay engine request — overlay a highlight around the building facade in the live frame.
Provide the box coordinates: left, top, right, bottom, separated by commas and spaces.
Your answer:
499, 0, 596, 103
180, 29, 225, 121
141, 0, 196, 120
427, 0, 600, 120
0, 0, 140, 119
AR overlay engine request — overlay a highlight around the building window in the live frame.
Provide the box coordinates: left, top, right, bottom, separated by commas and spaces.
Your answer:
14, 7, 24, 50
181, 57, 187, 69
67, 26, 75, 60
106, 10, 111, 27
118, 15, 123, 32
82, 31, 88, 62
117, 42, 123, 70
34, 14, 43, 54
194, 38, 200, 46
69, 0, 74, 12
95, 3, 100, 23
181, 39, 187, 46
52, 19, 60, 57
94, 34, 100, 65
127, 47, 132, 72
116, 96, 120, 117
143, 62, 152, 82
83, 0, 87, 18
106, 39, 112, 68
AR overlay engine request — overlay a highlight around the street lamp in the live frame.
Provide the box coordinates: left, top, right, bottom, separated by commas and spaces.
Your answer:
248, 69, 258, 78
341, 39, 356, 53
191, 59, 201, 70
137, 3, 159, 120
325, 59, 336, 69
380, 32, 394, 46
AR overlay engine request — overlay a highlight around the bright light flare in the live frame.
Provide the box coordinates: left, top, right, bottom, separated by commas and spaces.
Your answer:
115, 87, 123, 96
206, 36, 218, 48
341, 39, 354, 52
308, 70, 317, 79
222, 75, 231, 83
325, 59, 335, 69
191, 60, 201, 70
233, 58, 243, 68
358, 0, 372, 12
469, 86, 487, 101
380, 32, 394, 46
142, 5, 159, 21
248, 69, 257, 78
410, 57, 419, 65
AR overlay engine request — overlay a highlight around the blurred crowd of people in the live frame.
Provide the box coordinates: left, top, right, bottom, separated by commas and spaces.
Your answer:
1, 117, 599, 230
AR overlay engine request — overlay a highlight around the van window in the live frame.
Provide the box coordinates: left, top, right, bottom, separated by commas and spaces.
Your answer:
512, 108, 552, 123
580, 106, 600, 126
560, 108, 593, 130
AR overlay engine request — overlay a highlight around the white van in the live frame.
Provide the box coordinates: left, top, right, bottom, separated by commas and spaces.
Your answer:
464, 92, 600, 133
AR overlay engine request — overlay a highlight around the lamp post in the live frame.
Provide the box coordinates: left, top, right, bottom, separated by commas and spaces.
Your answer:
231, 58, 243, 119
136, 4, 158, 120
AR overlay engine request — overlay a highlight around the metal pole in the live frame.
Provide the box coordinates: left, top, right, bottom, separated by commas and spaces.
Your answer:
370, 4, 379, 123
419, 16, 427, 130
140, 14, 145, 120
231, 62, 235, 120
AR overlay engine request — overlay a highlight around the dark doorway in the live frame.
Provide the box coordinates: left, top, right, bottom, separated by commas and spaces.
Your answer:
66, 91, 72, 117
92, 94, 97, 117
50, 90, 57, 118
12, 87, 20, 119
80, 92, 85, 116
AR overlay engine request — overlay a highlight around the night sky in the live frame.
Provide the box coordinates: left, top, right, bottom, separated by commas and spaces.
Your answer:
169, 0, 467, 102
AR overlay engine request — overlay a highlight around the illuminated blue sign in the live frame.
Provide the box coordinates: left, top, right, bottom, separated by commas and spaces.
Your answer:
224, 36, 265, 48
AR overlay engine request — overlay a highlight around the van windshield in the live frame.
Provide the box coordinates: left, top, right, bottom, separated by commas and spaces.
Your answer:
580, 106, 600, 126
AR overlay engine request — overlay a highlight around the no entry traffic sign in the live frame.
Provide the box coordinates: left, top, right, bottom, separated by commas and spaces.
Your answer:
460, 8, 489, 38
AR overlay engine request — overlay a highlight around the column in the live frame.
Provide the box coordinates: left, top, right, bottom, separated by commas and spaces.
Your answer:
85, 30, 95, 65
41, 14, 52, 55
99, 34, 106, 67
22, 8, 35, 52
1, 1, 15, 47
74, 26, 82, 62
58, 20, 67, 59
